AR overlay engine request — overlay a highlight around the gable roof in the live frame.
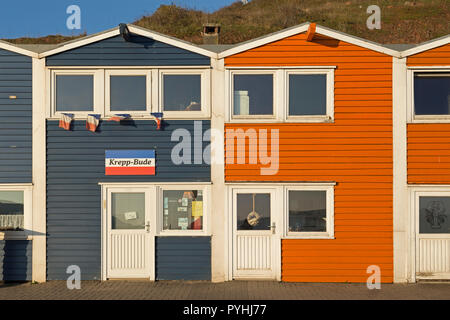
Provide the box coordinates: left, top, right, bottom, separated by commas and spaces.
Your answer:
400, 33, 450, 57
218, 22, 402, 58
38, 24, 218, 59
0, 39, 38, 58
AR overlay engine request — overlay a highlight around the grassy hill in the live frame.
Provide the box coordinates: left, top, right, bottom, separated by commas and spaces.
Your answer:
5, 0, 450, 45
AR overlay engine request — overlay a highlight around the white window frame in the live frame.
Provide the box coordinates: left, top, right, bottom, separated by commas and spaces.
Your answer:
105, 69, 152, 117
157, 184, 211, 236
0, 184, 33, 240
228, 69, 278, 121
158, 69, 211, 119
284, 184, 334, 239
50, 69, 104, 118
285, 69, 334, 122
407, 67, 450, 123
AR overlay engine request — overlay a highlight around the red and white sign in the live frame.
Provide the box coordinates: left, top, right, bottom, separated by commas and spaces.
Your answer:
105, 150, 155, 175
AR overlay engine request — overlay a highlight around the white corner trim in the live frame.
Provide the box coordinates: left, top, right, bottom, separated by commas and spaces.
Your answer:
401, 35, 450, 57
32, 57, 47, 282
0, 40, 39, 58
392, 57, 409, 283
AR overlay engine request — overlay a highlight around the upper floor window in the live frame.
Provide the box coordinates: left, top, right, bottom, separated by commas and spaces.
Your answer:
105, 70, 151, 115
414, 72, 450, 116
287, 71, 332, 120
232, 73, 274, 117
408, 69, 450, 123
228, 68, 334, 122
49, 68, 210, 119
56, 75, 94, 112
159, 69, 210, 118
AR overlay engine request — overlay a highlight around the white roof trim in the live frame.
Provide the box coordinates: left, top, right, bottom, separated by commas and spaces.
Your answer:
219, 23, 402, 58
400, 35, 450, 57
39, 24, 218, 59
218, 24, 310, 59
0, 40, 38, 58
128, 25, 217, 59
39, 29, 120, 58
315, 26, 400, 57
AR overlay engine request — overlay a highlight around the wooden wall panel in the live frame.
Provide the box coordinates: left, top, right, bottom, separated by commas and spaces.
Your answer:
407, 43, 450, 184
225, 33, 393, 283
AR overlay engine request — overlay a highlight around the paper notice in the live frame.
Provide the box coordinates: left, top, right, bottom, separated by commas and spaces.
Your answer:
192, 201, 203, 217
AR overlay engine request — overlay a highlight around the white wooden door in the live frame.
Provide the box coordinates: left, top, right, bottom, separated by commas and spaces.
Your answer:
106, 187, 154, 279
415, 192, 450, 280
232, 188, 280, 279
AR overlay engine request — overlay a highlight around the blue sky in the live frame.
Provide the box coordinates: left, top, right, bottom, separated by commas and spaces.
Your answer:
0, 0, 237, 39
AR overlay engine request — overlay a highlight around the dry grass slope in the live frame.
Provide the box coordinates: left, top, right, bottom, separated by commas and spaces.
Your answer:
4, 0, 450, 45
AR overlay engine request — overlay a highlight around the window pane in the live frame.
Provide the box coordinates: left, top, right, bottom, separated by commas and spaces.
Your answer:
289, 191, 326, 232
414, 73, 450, 115
111, 193, 145, 230
110, 76, 147, 111
56, 75, 94, 111
419, 197, 450, 234
163, 75, 201, 111
236, 193, 270, 230
233, 74, 273, 115
0, 191, 24, 231
289, 74, 327, 115
163, 190, 203, 230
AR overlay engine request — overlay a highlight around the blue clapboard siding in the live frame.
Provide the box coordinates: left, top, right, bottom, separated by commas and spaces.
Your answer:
156, 237, 211, 280
0, 240, 32, 281
0, 49, 32, 183
46, 35, 210, 66
46, 120, 211, 280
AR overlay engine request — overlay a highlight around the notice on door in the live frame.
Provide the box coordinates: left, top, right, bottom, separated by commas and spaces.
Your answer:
105, 150, 155, 175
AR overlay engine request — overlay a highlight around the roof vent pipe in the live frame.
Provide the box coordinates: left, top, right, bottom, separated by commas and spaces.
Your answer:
119, 23, 131, 41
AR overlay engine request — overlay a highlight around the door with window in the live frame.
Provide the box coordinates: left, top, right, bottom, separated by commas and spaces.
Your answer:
106, 187, 155, 279
415, 192, 450, 280
232, 188, 280, 279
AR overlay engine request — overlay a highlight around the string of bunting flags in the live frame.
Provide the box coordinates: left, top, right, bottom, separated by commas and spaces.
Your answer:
58, 113, 164, 132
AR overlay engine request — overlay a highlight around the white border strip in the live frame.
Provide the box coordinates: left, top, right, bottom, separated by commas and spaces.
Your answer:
39, 25, 218, 59
0, 40, 38, 58
218, 23, 402, 59
401, 35, 450, 57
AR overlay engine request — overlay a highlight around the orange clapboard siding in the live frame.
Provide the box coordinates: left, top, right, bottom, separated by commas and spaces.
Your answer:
407, 44, 450, 184
225, 32, 393, 283
408, 43, 450, 66
408, 124, 450, 184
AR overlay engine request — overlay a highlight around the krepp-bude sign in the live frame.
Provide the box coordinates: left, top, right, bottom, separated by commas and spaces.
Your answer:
105, 150, 155, 175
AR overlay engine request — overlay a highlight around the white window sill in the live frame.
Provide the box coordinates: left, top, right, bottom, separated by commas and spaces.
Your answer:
0, 231, 33, 240
410, 116, 450, 123
47, 115, 212, 121
157, 232, 210, 237
285, 116, 334, 123
283, 234, 335, 240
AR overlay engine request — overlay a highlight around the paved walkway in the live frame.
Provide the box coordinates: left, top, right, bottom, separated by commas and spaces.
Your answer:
0, 281, 449, 300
